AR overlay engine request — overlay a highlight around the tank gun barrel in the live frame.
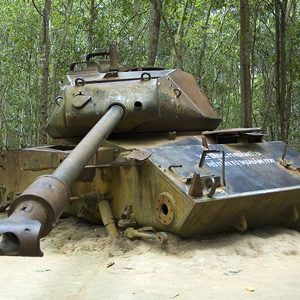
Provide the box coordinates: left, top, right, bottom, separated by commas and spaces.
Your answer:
0, 105, 124, 256
52, 105, 124, 187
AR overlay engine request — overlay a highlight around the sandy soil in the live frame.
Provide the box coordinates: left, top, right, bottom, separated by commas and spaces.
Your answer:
0, 214, 300, 300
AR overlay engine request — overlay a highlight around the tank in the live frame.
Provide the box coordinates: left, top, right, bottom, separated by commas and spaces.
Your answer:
0, 46, 300, 256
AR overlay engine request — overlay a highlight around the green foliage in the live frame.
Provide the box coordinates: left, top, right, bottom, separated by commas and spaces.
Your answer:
0, 0, 299, 148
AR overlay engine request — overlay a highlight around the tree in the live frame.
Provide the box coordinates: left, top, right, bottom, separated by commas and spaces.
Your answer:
39, 0, 52, 144
240, 0, 252, 127
147, 0, 162, 66
51, 0, 74, 98
162, 0, 195, 69
275, 0, 288, 142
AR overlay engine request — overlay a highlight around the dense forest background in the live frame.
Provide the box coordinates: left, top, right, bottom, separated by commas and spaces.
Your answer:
0, 0, 299, 149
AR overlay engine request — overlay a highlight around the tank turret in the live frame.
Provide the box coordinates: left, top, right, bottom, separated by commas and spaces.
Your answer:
46, 47, 221, 139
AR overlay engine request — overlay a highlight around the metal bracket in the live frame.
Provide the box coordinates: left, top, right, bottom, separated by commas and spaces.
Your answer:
188, 173, 217, 198
75, 77, 85, 86
282, 143, 288, 161
199, 149, 226, 186
280, 144, 300, 173
118, 205, 137, 228
141, 72, 151, 81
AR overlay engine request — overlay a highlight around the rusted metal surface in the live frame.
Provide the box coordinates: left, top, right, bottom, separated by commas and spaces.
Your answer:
0, 214, 43, 256
9, 176, 69, 236
0, 105, 124, 256
1, 133, 300, 255
46, 65, 221, 139
203, 128, 265, 144
124, 227, 168, 245
52, 105, 124, 186
0, 151, 6, 168
124, 149, 152, 161
98, 197, 119, 238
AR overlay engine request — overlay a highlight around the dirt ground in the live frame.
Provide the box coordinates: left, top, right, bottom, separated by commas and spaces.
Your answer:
0, 213, 299, 300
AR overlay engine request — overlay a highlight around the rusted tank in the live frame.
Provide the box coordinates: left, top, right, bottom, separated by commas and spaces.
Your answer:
0, 47, 299, 256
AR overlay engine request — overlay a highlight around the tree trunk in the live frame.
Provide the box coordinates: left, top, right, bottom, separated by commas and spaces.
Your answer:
197, 3, 213, 80
88, 0, 96, 53
147, 0, 162, 66
275, 0, 288, 142
240, 0, 252, 128
250, 2, 258, 109
162, 0, 193, 70
52, 0, 74, 97
39, 0, 52, 144
172, 0, 190, 69
132, 0, 141, 65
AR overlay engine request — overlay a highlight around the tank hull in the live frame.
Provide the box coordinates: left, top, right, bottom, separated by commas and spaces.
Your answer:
1, 132, 299, 237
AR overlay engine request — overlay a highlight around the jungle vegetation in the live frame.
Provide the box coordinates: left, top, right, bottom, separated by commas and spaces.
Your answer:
0, 0, 299, 148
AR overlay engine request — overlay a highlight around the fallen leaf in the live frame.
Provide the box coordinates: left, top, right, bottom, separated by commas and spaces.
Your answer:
230, 270, 242, 274
170, 293, 179, 298
245, 286, 255, 292
106, 262, 115, 268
